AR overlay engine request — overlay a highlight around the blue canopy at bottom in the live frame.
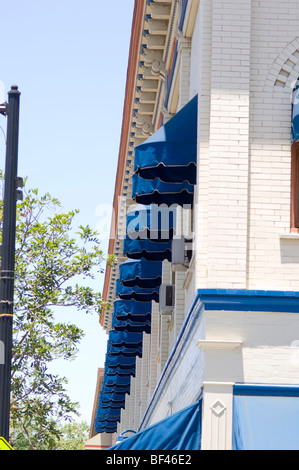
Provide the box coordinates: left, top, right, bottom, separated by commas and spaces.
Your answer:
109, 400, 202, 450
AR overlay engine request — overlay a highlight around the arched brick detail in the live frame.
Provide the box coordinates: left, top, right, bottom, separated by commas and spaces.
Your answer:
264, 38, 299, 95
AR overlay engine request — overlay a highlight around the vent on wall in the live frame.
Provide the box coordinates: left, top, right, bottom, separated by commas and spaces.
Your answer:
171, 237, 193, 270
159, 284, 175, 314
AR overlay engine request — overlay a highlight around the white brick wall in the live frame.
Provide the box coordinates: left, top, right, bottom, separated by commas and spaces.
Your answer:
206, 310, 299, 383
204, 0, 251, 289
247, 0, 299, 290
190, 0, 299, 291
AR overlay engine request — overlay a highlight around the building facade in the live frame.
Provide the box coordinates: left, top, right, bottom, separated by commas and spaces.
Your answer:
93, 0, 299, 450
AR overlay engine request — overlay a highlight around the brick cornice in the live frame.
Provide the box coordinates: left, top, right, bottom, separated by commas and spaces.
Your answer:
100, 0, 145, 326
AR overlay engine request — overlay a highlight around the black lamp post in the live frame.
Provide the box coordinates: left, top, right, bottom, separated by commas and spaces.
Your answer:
0, 85, 21, 442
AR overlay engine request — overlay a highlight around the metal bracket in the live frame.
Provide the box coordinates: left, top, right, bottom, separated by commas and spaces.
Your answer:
16, 189, 23, 201
0, 102, 8, 117
16, 176, 23, 188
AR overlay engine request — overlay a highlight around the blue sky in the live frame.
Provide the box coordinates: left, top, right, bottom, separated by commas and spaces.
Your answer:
0, 0, 135, 425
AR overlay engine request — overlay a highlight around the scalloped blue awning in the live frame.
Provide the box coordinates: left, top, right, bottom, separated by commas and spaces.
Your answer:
95, 422, 118, 434
103, 375, 131, 391
116, 279, 160, 303
233, 384, 299, 450
102, 377, 131, 389
112, 315, 151, 334
100, 370, 131, 401
95, 389, 126, 432
105, 366, 136, 377
106, 330, 143, 358
99, 400, 126, 410
109, 400, 202, 450
96, 407, 122, 423
99, 391, 127, 406
107, 343, 142, 358
126, 204, 176, 241
113, 291, 153, 333
101, 383, 131, 395
119, 258, 162, 288
114, 299, 152, 323
134, 95, 198, 184
96, 417, 121, 427
132, 174, 194, 207
123, 236, 172, 262
105, 352, 137, 370
108, 330, 143, 349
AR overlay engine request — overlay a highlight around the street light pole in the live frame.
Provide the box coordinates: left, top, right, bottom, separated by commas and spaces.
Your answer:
0, 85, 21, 442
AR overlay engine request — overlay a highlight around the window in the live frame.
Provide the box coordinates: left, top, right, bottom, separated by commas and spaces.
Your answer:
291, 141, 299, 232
291, 79, 299, 232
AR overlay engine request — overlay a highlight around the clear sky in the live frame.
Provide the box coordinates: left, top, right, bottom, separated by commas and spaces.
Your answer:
0, 0, 135, 425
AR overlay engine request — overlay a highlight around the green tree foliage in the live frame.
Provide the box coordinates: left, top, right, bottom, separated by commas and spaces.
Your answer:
0, 179, 110, 450
54, 421, 90, 450
12, 420, 90, 450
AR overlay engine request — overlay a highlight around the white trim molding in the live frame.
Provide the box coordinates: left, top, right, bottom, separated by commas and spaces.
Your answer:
197, 340, 243, 351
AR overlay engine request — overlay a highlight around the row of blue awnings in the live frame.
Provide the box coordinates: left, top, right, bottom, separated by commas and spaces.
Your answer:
95, 96, 198, 435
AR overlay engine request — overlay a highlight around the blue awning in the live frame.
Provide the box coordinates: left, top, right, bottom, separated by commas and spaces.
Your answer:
95, 422, 118, 434
101, 383, 131, 395
108, 330, 143, 349
126, 204, 175, 241
103, 373, 131, 388
119, 259, 162, 288
107, 343, 142, 358
114, 299, 152, 323
96, 417, 121, 427
116, 280, 160, 303
112, 298, 152, 334
106, 330, 143, 358
96, 389, 126, 430
112, 315, 151, 334
105, 366, 135, 377
233, 384, 299, 450
109, 400, 202, 450
98, 401, 125, 410
99, 395, 126, 409
96, 418, 121, 428
132, 174, 194, 207
134, 95, 198, 185
96, 407, 122, 422
123, 236, 172, 262
99, 391, 127, 406
96, 413, 121, 423
103, 375, 131, 390
105, 352, 137, 370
